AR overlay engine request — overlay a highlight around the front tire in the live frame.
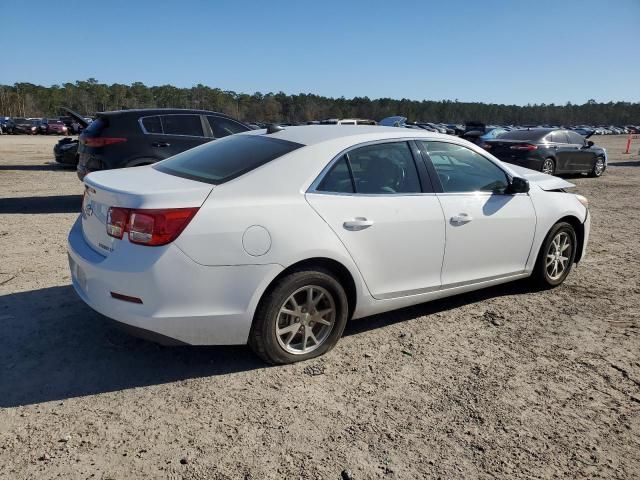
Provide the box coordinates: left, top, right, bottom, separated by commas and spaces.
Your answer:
588, 156, 605, 177
541, 158, 556, 175
533, 222, 577, 287
249, 269, 349, 364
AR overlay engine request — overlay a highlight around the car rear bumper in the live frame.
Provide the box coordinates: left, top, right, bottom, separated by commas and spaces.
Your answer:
67, 216, 283, 345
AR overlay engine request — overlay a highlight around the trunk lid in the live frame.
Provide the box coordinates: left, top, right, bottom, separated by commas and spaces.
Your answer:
81, 166, 213, 256
485, 139, 536, 159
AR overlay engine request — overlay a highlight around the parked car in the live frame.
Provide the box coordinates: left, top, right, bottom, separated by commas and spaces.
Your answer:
319, 118, 377, 125
485, 128, 607, 177
0, 117, 14, 134
39, 118, 69, 135
68, 126, 590, 364
13, 118, 38, 134
76, 108, 251, 180
53, 108, 91, 166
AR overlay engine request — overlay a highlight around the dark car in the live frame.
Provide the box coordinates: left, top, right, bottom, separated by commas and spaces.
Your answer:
76, 109, 251, 180
40, 118, 69, 135
485, 128, 606, 177
13, 118, 38, 134
53, 108, 90, 165
0, 117, 15, 134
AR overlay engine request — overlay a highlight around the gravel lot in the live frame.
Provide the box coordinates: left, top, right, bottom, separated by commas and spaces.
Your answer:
0, 134, 639, 479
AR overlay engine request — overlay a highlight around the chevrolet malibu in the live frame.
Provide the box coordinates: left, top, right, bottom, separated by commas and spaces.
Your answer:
68, 126, 590, 364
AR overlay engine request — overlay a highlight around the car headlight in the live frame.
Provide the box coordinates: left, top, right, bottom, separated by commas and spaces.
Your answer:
575, 194, 589, 209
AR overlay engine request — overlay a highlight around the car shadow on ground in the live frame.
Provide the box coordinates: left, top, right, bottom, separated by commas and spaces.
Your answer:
0, 163, 76, 171
0, 195, 82, 214
0, 280, 537, 407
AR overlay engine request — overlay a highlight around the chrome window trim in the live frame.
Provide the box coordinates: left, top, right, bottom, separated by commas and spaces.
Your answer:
307, 137, 431, 196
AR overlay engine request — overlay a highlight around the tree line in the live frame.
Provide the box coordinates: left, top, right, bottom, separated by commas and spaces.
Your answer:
1, 79, 638, 125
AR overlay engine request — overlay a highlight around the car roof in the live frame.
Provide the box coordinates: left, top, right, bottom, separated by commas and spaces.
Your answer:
250, 125, 449, 146
96, 108, 236, 118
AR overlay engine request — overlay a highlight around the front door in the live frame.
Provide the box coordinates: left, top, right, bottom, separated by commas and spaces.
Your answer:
306, 141, 446, 299
418, 141, 536, 286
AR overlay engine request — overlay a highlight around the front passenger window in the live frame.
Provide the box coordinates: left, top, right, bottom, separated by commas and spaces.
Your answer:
161, 115, 204, 136
418, 141, 508, 194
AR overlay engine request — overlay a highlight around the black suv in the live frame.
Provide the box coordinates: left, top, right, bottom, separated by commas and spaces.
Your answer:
77, 109, 251, 180
485, 128, 607, 177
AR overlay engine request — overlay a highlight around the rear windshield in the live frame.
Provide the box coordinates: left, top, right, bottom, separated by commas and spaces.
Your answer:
154, 134, 303, 185
495, 130, 547, 141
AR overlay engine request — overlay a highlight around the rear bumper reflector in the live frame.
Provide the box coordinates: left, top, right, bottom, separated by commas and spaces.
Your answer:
110, 292, 143, 304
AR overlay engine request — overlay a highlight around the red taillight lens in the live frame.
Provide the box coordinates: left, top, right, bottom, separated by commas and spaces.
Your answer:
106, 207, 199, 246
83, 137, 127, 148
106, 207, 130, 239
509, 144, 538, 151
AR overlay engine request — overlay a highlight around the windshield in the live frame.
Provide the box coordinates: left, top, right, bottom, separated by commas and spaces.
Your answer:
154, 134, 303, 184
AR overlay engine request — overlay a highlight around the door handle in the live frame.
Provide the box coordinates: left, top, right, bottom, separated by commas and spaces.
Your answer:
152, 142, 171, 147
343, 217, 374, 231
451, 213, 473, 225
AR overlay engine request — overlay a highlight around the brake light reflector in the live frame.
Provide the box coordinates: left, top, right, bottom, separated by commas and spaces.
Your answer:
83, 137, 127, 147
509, 144, 538, 151
107, 207, 130, 239
106, 207, 199, 246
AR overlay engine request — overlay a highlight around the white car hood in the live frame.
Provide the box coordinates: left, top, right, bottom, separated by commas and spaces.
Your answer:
508, 164, 575, 191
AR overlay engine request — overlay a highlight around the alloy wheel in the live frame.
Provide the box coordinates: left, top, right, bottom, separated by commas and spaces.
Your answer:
593, 157, 605, 176
275, 285, 336, 355
545, 232, 572, 281
542, 159, 555, 175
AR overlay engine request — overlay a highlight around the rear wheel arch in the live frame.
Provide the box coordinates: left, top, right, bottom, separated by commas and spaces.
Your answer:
256, 257, 357, 321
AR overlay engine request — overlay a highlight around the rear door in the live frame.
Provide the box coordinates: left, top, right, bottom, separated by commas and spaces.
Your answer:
140, 114, 210, 161
306, 140, 445, 299
418, 141, 536, 286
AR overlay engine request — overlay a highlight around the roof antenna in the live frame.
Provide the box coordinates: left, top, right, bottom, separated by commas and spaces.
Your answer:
266, 124, 284, 134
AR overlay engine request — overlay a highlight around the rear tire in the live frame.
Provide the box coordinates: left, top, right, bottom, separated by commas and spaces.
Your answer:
249, 269, 349, 365
541, 158, 556, 175
532, 222, 577, 288
588, 156, 605, 177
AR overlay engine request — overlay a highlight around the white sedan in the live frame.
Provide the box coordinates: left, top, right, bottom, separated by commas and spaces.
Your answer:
68, 126, 590, 364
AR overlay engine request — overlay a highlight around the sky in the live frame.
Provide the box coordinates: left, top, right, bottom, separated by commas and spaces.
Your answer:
1, 0, 638, 105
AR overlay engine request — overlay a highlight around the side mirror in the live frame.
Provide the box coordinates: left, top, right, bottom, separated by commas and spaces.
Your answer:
507, 176, 530, 194
586, 140, 594, 148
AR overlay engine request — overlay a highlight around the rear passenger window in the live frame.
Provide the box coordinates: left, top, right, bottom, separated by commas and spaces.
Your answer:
206, 116, 249, 138
161, 115, 203, 136
349, 142, 421, 194
317, 156, 354, 193
141, 116, 162, 134
316, 142, 422, 195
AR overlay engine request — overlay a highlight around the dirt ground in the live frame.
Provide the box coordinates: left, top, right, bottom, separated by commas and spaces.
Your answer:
0, 133, 639, 480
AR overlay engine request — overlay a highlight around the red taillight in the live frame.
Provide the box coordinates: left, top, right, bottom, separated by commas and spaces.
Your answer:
509, 144, 538, 151
106, 207, 199, 246
106, 207, 130, 239
82, 137, 127, 147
